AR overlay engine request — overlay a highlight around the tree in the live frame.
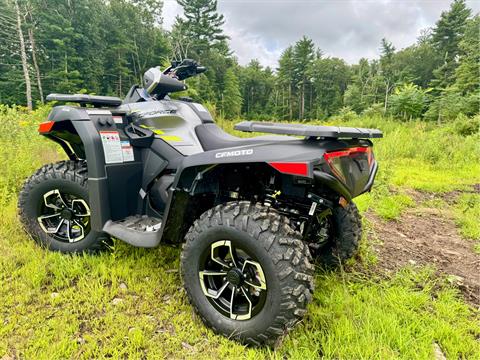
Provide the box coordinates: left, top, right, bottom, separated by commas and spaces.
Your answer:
238, 59, 275, 119
221, 68, 242, 119
311, 57, 350, 117
14, 0, 32, 110
277, 46, 296, 119
389, 83, 430, 120
431, 0, 472, 89
344, 84, 363, 113
454, 15, 480, 95
379, 38, 396, 111
292, 36, 316, 119
175, 0, 228, 58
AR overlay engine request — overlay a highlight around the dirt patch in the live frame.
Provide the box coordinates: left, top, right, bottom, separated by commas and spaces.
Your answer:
367, 208, 480, 305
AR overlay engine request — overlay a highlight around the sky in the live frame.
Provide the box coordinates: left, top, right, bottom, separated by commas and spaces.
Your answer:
162, 0, 480, 68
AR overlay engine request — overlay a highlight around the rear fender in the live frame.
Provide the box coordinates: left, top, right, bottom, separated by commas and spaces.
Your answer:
39, 106, 113, 231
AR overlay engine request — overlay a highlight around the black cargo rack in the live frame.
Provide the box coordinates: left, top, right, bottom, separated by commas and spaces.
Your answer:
46, 93, 122, 108
234, 121, 383, 139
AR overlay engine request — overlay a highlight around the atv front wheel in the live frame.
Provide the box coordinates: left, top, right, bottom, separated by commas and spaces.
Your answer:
18, 161, 111, 253
181, 201, 314, 346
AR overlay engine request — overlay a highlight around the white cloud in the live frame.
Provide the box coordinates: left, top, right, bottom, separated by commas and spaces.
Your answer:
224, 23, 283, 68
162, 0, 480, 68
162, 0, 182, 30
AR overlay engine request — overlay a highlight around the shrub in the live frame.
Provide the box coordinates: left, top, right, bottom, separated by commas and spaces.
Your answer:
450, 114, 480, 136
362, 103, 385, 118
335, 106, 358, 122
389, 83, 430, 120
423, 87, 477, 123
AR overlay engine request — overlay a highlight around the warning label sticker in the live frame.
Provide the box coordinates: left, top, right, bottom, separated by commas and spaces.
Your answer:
99, 131, 123, 164
121, 140, 134, 162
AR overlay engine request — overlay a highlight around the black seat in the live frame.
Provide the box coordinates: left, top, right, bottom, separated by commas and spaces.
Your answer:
195, 123, 293, 151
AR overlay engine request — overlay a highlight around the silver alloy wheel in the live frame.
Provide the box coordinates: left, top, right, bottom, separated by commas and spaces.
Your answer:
199, 240, 267, 321
37, 189, 91, 243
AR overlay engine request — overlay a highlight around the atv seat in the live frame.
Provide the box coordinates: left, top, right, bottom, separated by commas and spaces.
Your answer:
195, 123, 293, 151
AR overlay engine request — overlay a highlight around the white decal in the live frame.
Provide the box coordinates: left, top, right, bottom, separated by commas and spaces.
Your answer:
99, 131, 123, 164
121, 140, 134, 162
215, 149, 254, 158
87, 109, 112, 115
112, 116, 123, 124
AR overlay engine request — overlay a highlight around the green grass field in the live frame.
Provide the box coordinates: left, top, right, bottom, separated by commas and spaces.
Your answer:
1, 106, 479, 359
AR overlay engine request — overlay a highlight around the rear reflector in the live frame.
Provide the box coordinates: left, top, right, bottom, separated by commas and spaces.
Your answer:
268, 162, 309, 176
38, 121, 55, 133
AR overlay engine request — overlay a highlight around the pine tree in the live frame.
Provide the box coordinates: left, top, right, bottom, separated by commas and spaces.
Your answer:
292, 36, 316, 119
454, 15, 480, 95
176, 0, 228, 58
312, 57, 350, 117
431, 0, 472, 89
277, 46, 296, 119
221, 68, 242, 119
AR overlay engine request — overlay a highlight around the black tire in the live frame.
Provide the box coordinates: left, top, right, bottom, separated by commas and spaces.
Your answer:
181, 201, 314, 347
317, 202, 362, 267
18, 160, 111, 253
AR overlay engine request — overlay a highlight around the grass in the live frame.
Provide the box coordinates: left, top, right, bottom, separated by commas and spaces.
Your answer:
1, 106, 479, 358
453, 193, 480, 253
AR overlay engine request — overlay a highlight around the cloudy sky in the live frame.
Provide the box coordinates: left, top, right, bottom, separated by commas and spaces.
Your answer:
162, 0, 480, 68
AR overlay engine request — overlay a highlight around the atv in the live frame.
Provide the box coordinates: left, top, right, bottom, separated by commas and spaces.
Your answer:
18, 59, 382, 346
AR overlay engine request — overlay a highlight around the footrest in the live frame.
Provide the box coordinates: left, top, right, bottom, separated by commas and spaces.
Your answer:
103, 216, 162, 248
117, 215, 162, 232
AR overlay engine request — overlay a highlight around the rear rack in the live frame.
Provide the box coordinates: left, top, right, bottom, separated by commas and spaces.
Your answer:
234, 121, 383, 139
46, 93, 122, 108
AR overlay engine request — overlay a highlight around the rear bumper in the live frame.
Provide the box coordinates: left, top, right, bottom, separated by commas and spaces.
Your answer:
313, 160, 379, 201
360, 160, 379, 196
313, 170, 353, 201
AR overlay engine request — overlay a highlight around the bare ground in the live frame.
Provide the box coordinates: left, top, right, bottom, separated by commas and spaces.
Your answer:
366, 192, 480, 306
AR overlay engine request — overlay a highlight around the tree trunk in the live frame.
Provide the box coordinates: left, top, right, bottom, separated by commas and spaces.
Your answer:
289, 85, 293, 120
14, 0, 32, 110
28, 27, 44, 104
384, 79, 390, 112
300, 81, 305, 120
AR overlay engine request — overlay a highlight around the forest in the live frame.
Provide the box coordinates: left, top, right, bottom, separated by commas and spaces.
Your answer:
0, 0, 478, 123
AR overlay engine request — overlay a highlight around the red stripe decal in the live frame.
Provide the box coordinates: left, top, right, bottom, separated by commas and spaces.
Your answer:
268, 162, 309, 176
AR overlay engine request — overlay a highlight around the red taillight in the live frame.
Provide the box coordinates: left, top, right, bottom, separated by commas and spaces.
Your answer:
268, 162, 309, 176
324, 147, 372, 164
38, 121, 55, 133
323, 146, 373, 181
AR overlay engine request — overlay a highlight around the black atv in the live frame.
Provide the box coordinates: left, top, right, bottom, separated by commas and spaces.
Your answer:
19, 59, 382, 346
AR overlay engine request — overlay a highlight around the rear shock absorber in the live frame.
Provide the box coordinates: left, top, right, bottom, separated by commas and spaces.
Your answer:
264, 175, 281, 207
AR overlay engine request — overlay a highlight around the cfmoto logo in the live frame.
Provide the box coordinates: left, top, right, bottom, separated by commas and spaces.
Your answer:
215, 149, 254, 158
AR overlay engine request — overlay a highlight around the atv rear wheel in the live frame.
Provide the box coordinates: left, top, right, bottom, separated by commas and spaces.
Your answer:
18, 161, 111, 253
314, 202, 362, 267
181, 201, 314, 346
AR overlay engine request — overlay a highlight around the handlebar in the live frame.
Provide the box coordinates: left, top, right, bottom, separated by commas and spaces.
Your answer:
164, 59, 207, 80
